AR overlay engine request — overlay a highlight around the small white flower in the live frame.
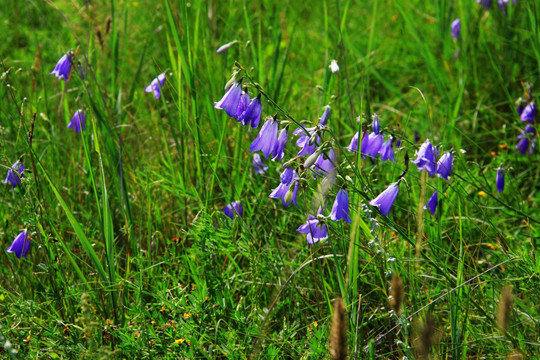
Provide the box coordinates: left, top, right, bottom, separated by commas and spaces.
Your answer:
329, 59, 339, 73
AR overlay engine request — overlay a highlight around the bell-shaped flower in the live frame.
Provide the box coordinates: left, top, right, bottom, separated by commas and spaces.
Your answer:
424, 191, 438, 215
145, 73, 166, 100
436, 152, 453, 180
250, 117, 279, 159
223, 201, 243, 220
496, 166, 505, 193
412, 139, 438, 176
6, 229, 30, 259
252, 154, 268, 175
215, 82, 242, 117
329, 60, 339, 73
4, 160, 24, 188
319, 105, 331, 126
451, 18, 461, 39
363, 132, 383, 158
269, 167, 299, 207
50, 52, 73, 81
293, 126, 319, 156
379, 137, 395, 162
516, 131, 532, 155
369, 182, 400, 216
297, 209, 328, 245
68, 109, 86, 133
346, 132, 359, 152
372, 114, 380, 134
520, 103, 536, 124
238, 95, 262, 128
312, 149, 335, 179
330, 189, 351, 223
272, 129, 288, 161
235, 91, 251, 120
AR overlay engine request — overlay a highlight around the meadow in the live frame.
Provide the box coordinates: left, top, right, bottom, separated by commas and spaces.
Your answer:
0, 0, 539, 358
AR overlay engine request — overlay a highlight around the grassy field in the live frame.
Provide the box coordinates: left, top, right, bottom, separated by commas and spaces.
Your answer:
1, 0, 539, 358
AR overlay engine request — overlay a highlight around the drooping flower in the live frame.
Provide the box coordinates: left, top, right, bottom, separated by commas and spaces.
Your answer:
238, 95, 262, 128
319, 105, 331, 126
496, 166, 505, 193
269, 167, 299, 207
363, 132, 383, 158
235, 90, 251, 119
346, 132, 359, 152
379, 137, 395, 162
6, 229, 30, 259
293, 126, 319, 156
451, 18, 461, 39
312, 149, 335, 179
329, 60, 339, 73
412, 139, 438, 176
216, 40, 238, 54
223, 201, 243, 220
516, 131, 532, 155
372, 114, 380, 134
252, 154, 268, 175
297, 209, 328, 245
520, 103, 536, 124
369, 182, 400, 216
272, 129, 288, 161
145, 73, 167, 100
215, 82, 243, 117
250, 117, 279, 159
330, 189, 351, 223
477, 0, 492, 9
67, 109, 86, 133
4, 160, 24, 188
50, 52, 73, 81
424, 191, 438, 215
436, 152, 453, 180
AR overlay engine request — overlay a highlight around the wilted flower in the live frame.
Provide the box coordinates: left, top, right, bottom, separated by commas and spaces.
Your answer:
319, 105, 331, 126
6, 229, 30, 259
424, 190, 438, 215
238, 95, 262, 128
329, 60, 339, 73
216, 40, 238, 54
412, 139, 438, 176
451, 18, 461, 39
272, 129, 288, 161
50, 52, 73, 81
496, 166, 505, 193
68, 109, 86, 133
4, 160, 24, 188
223, 201, 243, 220
436, 152, 453, 180
312, 149, 335, 179
369, 182, 400, 216
519, 103, 536, 124
215, 82, 242, 117
269, 167, 299, 207
379, 137, 395, 162
250, 117, 279, 158
330, 189, 351, 223
145, 73, 166, 100
293, 126, 319, 156
297, 209, 328, 245
346, 132, 359, 152
252, 154, 268, 175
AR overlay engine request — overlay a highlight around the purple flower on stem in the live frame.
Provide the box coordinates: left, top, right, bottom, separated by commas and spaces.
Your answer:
379, 137, 395, 162
297, 209, 328, 245
412, 139, 438, 176
330, 189, 351, 223
269, 167, 299, 207
272, 129, 288, 161
424, 190, 438, 215
436, 152, 454, 180
346, 132, 359, 152
238, 95, 262, 128
68, 109, 86, 133
369, 182, 400, 216
451, 18, 461, 39
372, 114, 380, 134
363, 132, 383, 158
215, 82, 243, 117
312, 149, 335, 179
145, 73, 166, 100
252, 154, 268, 175
4, 160, 24, 188
496, 166, 505, 193
516, 131, 532, 155
293, 126, 319, 156
235, 91, 251, 119
250, 117, 279, 159
319, 105, 331, 126
50, 53, 72, 81
224, 201, 243, 220
6, 229, 30, 259
520, 103, 536, 124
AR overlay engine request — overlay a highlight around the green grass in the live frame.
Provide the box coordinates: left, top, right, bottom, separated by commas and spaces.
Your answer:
1, 0, 539, 358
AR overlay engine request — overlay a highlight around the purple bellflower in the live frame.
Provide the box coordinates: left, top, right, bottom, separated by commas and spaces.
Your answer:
424, 191, 438, 215
269, 167, 299, 207
412, 139, 438, 176
238, 95, 262, 128
68, 109, 86, 133
297, 209, 328, 245
372, 114, 380, 134
330, 189, 351, 223
496, 166, 505, 193
50, 52, 72, 81
4, 160, 24, 188
379, 137, 395, 162
6, 229, 30, 259
235, 90, 251, 119
451, 18, 461, 39
520, 103, 536, 124
436, 152, 454, 180
369, 182, 400, 216
516, 129, 535, 155
272, 129, 288, 161
253, 153, 268, 175
145, 73, 166, 100
312, 149, 336, 179
224, 201, 243, 220
250, 117, 279, 159
215, 82, 243, 117
293, 126, 319, 156
364, 132, 383, 158
319, 105, 331, 126
346, 132, 359, 152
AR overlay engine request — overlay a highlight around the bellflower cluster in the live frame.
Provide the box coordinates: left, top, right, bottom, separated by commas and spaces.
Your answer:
297, 208, 328, 245
4, 160, 24, 188
215, 81, 263, 128
269, 167, 299, 207
346, 114, 395, 162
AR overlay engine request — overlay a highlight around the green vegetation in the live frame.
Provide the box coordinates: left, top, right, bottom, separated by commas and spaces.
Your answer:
1, 0, 539, 358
